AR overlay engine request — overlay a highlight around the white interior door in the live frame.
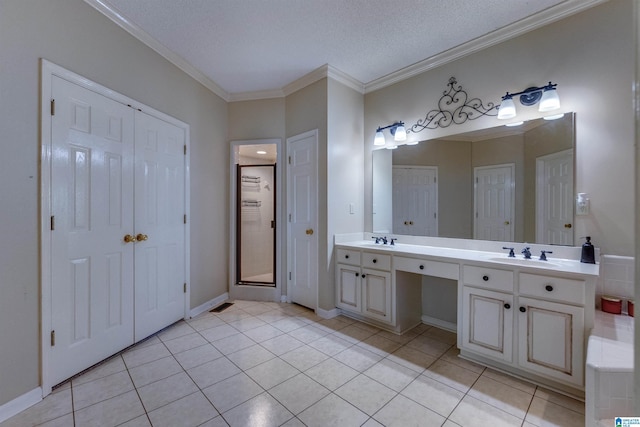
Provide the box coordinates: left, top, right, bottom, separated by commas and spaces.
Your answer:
134, 111, 186, 340
474, 164, 514, 241
536, 149, 573, 245
287, 130, 318, 310
392, 166, 438, 236
49, 76, 135, 385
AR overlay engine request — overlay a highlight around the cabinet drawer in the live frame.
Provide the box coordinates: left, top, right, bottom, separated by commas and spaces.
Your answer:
336, 248, 361, 266
463, 265, 514, 293
519, 273, 585, 305
362, 252, 391, 271
394, 256, 459, 280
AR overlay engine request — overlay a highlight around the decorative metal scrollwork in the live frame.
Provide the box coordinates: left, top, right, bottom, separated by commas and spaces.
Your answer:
408, 77, 498, 134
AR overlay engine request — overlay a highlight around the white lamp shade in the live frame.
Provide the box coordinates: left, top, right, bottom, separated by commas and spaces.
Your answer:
538, 88, 560, 112
497, 97, 516, 120
393, 124, 407, 141
374, 130, 386, 146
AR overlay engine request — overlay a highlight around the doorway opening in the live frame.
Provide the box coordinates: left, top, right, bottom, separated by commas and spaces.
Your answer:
236, 162, 276, 286
229, 140, 282, 302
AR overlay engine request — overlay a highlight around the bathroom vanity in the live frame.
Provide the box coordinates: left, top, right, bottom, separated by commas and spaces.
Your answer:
334, 235, 599, 396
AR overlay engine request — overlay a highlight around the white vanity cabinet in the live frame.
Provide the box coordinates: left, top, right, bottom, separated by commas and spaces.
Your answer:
336, 249, 393, 325
460, 265, 515, 363
516, 273, 586, 387
459, 266, 589, 390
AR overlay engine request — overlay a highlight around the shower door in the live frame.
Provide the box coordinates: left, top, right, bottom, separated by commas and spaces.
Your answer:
236, 165, 276, 286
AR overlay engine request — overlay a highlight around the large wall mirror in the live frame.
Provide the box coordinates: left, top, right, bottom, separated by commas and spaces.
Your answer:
372, 113, 575, 245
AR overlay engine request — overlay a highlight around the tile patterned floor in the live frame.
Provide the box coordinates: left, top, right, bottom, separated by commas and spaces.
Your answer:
1, 300, 586, 427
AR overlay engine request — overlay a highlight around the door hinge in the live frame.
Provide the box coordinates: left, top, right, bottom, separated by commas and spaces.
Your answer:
289, 272, 292, 280
434, 177, 437, 183
184, 145, 187, 155
50, 330, 55, 346
183, 283, 187, 293
184, 214, 187, 224
50, 215, 55, 231
50, 99, 55, 116
434, 213, 437, 219
288, 156, 291, 165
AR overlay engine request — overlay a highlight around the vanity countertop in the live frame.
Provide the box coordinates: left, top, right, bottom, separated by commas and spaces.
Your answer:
336, 240, 600, 277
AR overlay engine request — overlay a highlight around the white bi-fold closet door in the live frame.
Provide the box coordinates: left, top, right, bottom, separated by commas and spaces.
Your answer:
43, 63, 188, 388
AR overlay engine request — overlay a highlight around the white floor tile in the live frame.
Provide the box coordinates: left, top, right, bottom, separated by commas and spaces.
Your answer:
222, 393, 293, 427
268, 373, 330, 414
244, 357, 299, 389
335, 374, 397, 415
298, 394, 369, 427
74, 389, 145, 427
147, 392, 218, 427
373, 394, 446, 427
401, 374, 464, 418
305, 358, 359, 390
137, 371, 198, 412
202, 373, 264, 413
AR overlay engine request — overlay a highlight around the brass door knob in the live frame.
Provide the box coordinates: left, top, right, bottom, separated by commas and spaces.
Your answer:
123, 234, 136, 243
564, 223, 572, 229
136, 234, 148, 241
305, 229, 314, 235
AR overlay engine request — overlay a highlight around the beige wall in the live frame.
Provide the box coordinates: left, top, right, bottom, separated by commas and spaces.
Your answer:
365, 1, 635, 256
0, 0, 228, 406
327, 79, 365, 310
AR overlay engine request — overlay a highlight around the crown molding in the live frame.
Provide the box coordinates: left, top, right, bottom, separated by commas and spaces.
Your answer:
364, 0, 608, 93
83, 0, 230, 101
228, 89, 286, 102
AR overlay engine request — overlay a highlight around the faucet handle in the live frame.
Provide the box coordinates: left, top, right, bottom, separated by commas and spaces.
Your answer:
390, 238, 397, 246
539, 250, 553, 261
502, 247, 515, 258
381, 236, 388, 245
521, 247, 532, 259
372, 236, 380, 244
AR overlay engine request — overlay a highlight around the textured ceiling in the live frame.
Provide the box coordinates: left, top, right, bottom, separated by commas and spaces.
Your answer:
96, 0, 597, 97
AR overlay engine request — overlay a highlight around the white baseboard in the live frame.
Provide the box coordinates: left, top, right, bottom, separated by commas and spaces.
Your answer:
189, 292, 229, 318
421, 315, 457, 332
316, 307, 340, 319
0, 387, 42, 423
280, 295, 287, 303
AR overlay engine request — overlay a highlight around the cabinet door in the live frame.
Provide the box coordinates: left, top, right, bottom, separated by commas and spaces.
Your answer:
517, 297, 584, 386
461, 286, 513, 362
362, 268, 392, 323
336, 264, 361, 312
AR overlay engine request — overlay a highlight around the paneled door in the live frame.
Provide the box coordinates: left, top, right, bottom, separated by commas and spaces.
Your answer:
133, 111, 186, 341
45, 67, 188, 389
392, 166, 438, 236
49, 76, 136, 386
474, 164, 514, 241
536, 149, 573, 245
287, 130, 318, 310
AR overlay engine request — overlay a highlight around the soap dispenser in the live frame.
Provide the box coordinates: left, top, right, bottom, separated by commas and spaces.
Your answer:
580, 236, 595, 264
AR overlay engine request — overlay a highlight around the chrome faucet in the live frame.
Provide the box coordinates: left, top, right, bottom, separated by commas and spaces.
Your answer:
502, 246, 515, 258
539, 250, 553, 261
521, 247, 532, 259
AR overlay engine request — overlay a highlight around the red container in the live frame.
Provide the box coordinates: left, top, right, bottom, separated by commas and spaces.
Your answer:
601, 296, 622, 314
628, 300, 634, 317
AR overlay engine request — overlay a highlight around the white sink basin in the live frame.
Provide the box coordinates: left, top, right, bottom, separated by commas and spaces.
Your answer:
487, 257, 558, 267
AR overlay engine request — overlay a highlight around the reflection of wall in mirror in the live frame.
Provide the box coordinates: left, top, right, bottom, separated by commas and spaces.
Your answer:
372, 113, 574, 244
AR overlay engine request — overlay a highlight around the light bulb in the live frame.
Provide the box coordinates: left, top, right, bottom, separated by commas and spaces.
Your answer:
538, 88, 560, 112
374, 130, 386, 146
393, 124, 406, 142
497, 96, 516, 120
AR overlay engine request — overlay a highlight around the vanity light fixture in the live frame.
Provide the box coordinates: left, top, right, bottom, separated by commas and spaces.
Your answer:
497, 82, 560, 120
543, 113, 565, 121
373, 121, 406, 146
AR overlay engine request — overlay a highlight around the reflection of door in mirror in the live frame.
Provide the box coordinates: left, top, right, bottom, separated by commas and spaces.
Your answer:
393, 166, 438, 236
536, 149, 574, 245
474, 164, 514, 241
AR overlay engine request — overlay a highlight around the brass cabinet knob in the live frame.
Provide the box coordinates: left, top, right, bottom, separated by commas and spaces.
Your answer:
305, 229, 314, 235
136, 234, 148, 241
504, 221, 510, 225
123, 234, 136, 243
564, 223, 572, 228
